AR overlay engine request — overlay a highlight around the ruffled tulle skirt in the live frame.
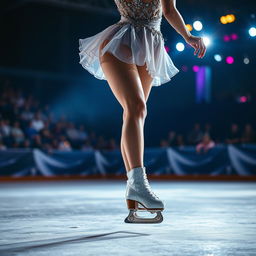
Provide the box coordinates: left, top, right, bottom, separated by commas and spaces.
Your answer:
78, 19, 179, 87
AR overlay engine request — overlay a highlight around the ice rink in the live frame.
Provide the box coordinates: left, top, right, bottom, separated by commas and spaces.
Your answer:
0, 180, 256, 256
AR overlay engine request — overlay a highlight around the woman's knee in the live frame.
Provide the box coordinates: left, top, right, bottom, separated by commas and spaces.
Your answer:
123, 98, 147, 120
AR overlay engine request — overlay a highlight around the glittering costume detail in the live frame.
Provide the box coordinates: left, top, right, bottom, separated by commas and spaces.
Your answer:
114, 0, 164, 41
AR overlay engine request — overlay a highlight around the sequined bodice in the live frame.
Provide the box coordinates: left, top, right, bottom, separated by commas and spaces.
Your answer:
114, 0, 162, 22
114, 0, 163, 40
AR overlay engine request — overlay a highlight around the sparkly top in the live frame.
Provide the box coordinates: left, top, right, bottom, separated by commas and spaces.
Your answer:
114, 0, 164, 40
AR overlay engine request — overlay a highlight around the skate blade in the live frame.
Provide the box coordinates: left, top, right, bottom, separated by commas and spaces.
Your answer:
124, 210, 163, 224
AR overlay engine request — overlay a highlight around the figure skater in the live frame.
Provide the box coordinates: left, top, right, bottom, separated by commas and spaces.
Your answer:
78, 0, 206, 223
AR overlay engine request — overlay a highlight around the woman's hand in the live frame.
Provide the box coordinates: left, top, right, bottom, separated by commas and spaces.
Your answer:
185, 35, 206, 58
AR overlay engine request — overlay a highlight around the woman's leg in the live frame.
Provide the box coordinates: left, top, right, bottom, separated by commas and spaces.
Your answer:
99, 40, 148, 172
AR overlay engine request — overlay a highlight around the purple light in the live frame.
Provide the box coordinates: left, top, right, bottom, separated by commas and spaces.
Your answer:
182, 65, 188, 72
193, 65, 200, 72
226, 56, 234, 64
231, 33, 238, 40
164, 46, 170, 52
223, 35, 230, 42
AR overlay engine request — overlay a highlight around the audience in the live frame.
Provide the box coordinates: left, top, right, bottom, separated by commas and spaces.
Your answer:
0, 85, 255, 152
196, 134, 215, 154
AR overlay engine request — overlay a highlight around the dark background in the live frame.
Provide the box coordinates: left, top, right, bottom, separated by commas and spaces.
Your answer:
0, 0, 255, 146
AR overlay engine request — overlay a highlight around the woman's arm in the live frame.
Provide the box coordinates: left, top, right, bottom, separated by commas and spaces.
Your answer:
161, 0, 206, 58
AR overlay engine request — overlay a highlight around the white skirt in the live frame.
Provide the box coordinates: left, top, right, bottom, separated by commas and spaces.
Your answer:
78, 19, 179, 87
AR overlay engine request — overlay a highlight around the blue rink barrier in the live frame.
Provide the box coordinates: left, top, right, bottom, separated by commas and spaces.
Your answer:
0, 144, 256, 177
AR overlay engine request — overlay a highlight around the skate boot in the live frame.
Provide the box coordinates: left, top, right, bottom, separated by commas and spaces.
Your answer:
124, 166, 164, 223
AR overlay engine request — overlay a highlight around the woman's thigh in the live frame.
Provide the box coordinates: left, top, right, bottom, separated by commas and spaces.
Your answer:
99, 39, 146, 110
136, 63, 153, 103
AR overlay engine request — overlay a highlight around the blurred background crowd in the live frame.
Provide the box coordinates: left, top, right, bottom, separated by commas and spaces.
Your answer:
1, 84, 255, 152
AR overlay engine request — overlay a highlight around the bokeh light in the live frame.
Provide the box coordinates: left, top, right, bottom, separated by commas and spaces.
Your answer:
243, 57, 250, 64
176, 42, 185, 52
223, 35, 230, 42
186, 24, 193, 31
248, 27, 256, 37
193, 65, 200, 72
193, 21, 203, 31
214, 54, 222, 62
202, 36, 211, 46
226, 56, 234, 64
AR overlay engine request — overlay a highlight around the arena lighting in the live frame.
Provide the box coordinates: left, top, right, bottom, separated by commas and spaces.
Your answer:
176, 42, 185, 51
220, 14, 235, 24
226, 56, 234, 64
249, 27, 256, 37
220, 16, 227, 24
243, 57, 250, 64
239, 96, 248, 103
223, 35, 230, 42
193, 65, 200, 72
186, 24, 193, 31
214, 54, 222, 62
193, 21, 203, 31
202, 36, 211, 46
231, 33, 238, 40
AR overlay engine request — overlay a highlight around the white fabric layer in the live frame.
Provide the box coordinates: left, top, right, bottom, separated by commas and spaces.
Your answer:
78, 17, 179, 87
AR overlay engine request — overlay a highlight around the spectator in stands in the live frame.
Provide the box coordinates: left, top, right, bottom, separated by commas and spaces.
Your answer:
25, 121, 38, 139
0, 140, 7, 150
81, 139, 94, 151
167, 130, 177, 146
196, 134, 215, 154
96, 135, 108, 150
58, 135, 72, 151
21, 139, 31, 149
66, 122, 80, 142
187, 123, 204, 145
108, 138, 119, 150
176, 134, 185, 148
241, 124, 255, 143
11, 121, 25, 145
204, 123, 213, 138
31, 112, 44, 131
226, 123, 241, 144
78, 124, 88, 142
31, 134, 42, 149
20, 104, 34, 124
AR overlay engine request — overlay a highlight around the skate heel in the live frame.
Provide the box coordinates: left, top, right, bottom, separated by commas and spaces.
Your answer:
126, 199, 138, 209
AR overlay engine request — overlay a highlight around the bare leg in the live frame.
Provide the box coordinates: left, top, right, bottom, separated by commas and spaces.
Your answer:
99, 40, 151, 171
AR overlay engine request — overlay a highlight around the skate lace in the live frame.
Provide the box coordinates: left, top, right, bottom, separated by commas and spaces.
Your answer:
143, 173, 159, 199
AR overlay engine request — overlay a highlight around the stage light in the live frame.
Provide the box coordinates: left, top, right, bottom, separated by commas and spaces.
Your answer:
226, 56, 234, 64
220, 16, 227, 24
226, 14, 235, 23
220, 14, 236, 24
214, 54, 222, 62
239, 96, 248, 103
249, 27, 256, 37
193, 65, 200, 72
193, 21, 203, 31
243, 57, 250, 64
186, 24, 193, 31
202, 36, 211, 46
223, 35, 230, 42
176, 42, 185, 52
164, 45, 170, 52
231, 33, 238, 40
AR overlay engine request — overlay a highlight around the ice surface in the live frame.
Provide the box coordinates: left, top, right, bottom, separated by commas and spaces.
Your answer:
0, 181, 256, 256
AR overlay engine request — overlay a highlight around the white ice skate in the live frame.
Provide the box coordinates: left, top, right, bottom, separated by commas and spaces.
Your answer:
124, 166, 164, 224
